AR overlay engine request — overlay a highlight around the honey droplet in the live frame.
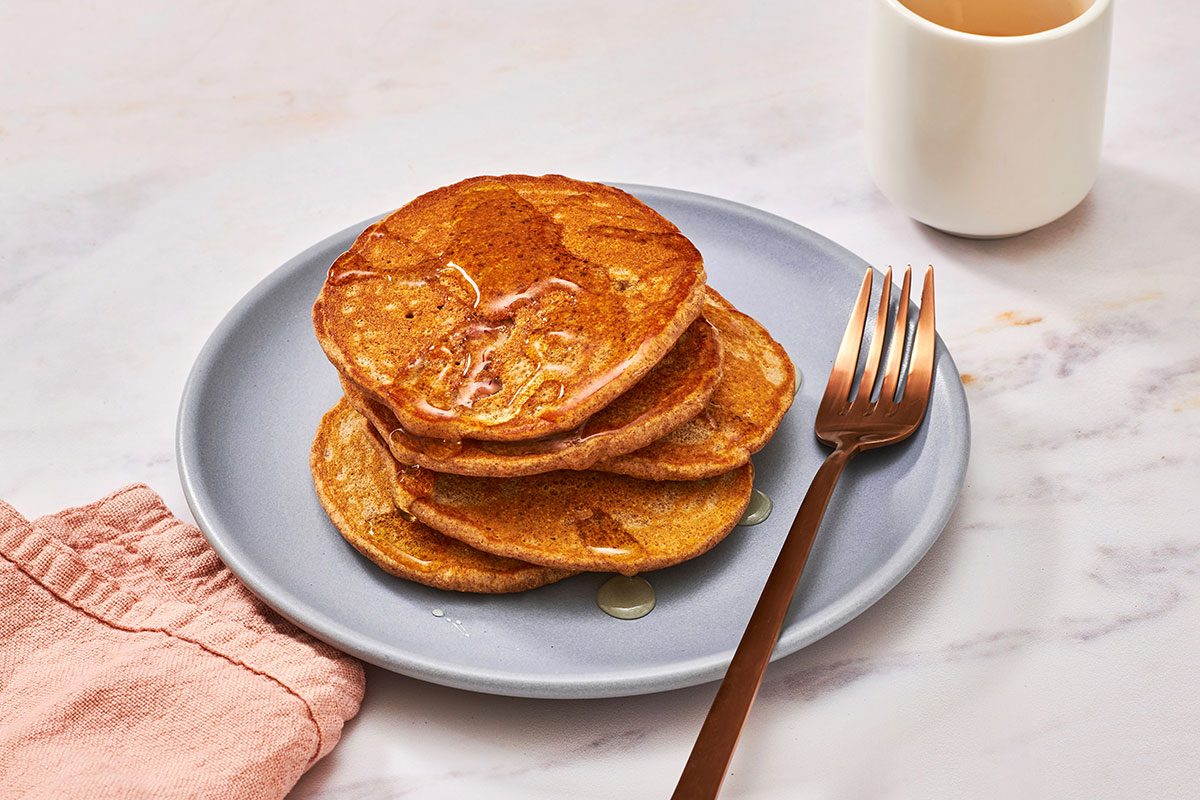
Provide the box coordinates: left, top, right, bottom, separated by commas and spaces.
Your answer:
364, 513, 435, 570
597, 575, 656, 620
738, 489, 772, 526
575, 508, 646, 559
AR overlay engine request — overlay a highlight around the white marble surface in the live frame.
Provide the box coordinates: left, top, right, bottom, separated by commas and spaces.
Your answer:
3, 2, 1198, 797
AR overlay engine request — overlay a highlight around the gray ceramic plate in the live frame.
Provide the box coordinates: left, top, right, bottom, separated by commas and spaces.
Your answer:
177, 185, 969, 699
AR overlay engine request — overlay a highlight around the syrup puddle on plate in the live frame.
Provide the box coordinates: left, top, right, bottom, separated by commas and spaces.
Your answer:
593, 487, 774, 621
596, 575, 656, 620
738, 489, 772, 526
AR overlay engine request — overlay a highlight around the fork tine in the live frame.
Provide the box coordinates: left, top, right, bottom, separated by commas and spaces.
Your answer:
879, 266, 912, 404
821, 268, 872, 408
902, 267, 937, 408
856, 267, 892, 406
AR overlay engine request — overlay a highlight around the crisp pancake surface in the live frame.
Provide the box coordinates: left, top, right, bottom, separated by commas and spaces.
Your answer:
311, 398, 572, 593
344, 317, 723, 477
596, 289, 796, 480
313, 175, 707, 442
391, 464, 754, 576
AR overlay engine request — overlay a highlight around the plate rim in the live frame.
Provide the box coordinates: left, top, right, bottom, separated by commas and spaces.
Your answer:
177, 183, 971, 699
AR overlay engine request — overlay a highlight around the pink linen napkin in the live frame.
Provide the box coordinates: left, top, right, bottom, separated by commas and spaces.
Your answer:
0, 484, 364, 799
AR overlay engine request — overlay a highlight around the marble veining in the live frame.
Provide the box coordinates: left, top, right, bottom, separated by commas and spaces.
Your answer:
766, 541, 1200, 703
2, 1, 1198, 797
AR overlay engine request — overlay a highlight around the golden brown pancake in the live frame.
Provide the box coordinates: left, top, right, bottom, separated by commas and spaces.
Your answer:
344, 317, 722, 477
596, 289, 795, 480
313, 175, 707, 442
311, 399, 573, 593
390, 464, 753, 576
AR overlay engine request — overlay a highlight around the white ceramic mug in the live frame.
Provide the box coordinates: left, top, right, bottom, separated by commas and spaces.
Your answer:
866, 0, 1113, 238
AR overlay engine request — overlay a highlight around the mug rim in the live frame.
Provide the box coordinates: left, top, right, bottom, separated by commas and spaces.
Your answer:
882, 0, 1112, 44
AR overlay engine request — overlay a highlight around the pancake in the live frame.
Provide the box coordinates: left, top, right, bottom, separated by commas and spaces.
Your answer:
596, 289, 795, 480
391, 463, 754, 576
311, 398, 572, 593
345, 316, 723, 477
313, 174, 707, 442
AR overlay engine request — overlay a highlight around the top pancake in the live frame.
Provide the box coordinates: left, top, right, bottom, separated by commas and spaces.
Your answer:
313, 175, 707, 442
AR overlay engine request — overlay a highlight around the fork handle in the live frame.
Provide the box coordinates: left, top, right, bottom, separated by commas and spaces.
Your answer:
671, 445, 856, 800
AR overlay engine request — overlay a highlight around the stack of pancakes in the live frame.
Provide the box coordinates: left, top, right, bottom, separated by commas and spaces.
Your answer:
310, 175, 795, 593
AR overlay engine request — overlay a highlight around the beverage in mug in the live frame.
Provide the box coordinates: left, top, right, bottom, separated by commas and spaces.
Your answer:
898, 0, 1094, 37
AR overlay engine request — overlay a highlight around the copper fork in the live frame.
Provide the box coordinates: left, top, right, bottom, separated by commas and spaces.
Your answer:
672, 266, 937, 800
